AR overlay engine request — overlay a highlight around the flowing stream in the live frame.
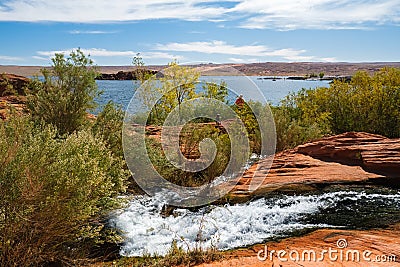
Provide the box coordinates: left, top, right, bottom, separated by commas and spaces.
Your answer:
111, 187, 400, 257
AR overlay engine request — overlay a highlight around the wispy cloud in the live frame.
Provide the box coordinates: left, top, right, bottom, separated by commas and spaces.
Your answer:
188, 31, 206, 34
0, 0, 229, 22
155, 40, 336, 62
0, 55, 23, 61
0, 0, 398, 30
36, 48, 182, 61
69, 30, 118, 34
233, 0, 400, 30
228, 57, 258, 63
32, 56, 49, 61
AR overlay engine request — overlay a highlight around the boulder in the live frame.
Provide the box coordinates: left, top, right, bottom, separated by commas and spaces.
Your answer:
0, 73, 30, 96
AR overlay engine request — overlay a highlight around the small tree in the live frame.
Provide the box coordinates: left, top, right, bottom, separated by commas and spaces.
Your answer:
28, 49, 100, 135
159, 61, 200, 123
136, 61, 201, 124
132, 53, 153, 82
203, 81, 228, 102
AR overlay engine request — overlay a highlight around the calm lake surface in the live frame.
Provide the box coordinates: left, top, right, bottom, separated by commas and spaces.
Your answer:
95, 76, 330, 112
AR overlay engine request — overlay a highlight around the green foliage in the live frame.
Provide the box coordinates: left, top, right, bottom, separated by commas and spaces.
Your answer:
145, 123, 231, 187
135, 61, 230, 126
27, 49, 100, 136
92, 101, 125, 158
0, 74, 17, 96
0, 116, 127, 267
272, 105, 329, 151
202, 81, 228, 102
132, 53, 153, 82
270, 67, 400, 151
233, 101, 264, 154
156, 61, 200, 123
136, 61, 201, 125
308, 73, 318, 78
290, 68, 400, 138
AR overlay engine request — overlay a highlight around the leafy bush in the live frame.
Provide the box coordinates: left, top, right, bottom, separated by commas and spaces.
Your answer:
0, 116, 127, 266
145, 123, 231, 187
272, 105, 329, 151
92, 101, 125, 158
27, 49, 100, 136
288, 68, 400, 138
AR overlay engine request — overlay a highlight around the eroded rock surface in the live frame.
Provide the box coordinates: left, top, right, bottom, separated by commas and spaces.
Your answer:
0, 73, 30, 96
198, 224, 400, 267
228, 132, 400, 202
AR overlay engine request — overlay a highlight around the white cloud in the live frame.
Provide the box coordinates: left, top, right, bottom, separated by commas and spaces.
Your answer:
142, 52, 184, 60
36, 48, 182, 61
0, 55, 23, 61
32, 56, 49, 61
0, 0, 230, 22
228, 57, 258, 63
155, 40, 336, 61
233, 0, 400, 30
0, 0, 398, 30
69, 30, 118, 34
157, 40, 271, 57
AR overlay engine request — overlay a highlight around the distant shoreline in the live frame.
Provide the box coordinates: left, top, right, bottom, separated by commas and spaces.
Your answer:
1, 62, 400, 77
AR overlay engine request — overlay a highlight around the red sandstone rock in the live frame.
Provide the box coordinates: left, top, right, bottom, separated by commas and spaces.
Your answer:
198, 224, 400, 267
0, 73, 30, 96
295, 132, 400, 176
227, 132, 399, 202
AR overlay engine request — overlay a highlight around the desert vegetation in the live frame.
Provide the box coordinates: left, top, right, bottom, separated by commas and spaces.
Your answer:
0, 50, 129, 266
274, 67, 400, 152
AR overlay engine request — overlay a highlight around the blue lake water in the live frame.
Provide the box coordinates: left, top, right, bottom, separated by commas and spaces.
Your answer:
95, 77, 330, 112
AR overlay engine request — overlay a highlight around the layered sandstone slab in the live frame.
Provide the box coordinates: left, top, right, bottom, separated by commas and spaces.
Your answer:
198, 224, 400, 267
228, 132, 400, 202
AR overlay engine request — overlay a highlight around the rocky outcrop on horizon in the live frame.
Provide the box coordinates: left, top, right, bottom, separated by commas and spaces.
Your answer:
95, 70, 158, 80
2, 62, 400, 77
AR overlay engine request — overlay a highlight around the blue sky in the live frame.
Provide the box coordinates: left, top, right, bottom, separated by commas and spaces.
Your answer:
0, 0, 399, 66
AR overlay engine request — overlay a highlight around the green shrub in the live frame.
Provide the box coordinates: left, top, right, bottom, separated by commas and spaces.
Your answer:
289, 68, 400, 138
0, 116, 127, 266
272, 105, 329, 151
27, 49, 100, 136
144, 123, 231, 187
92, 101, 125, 158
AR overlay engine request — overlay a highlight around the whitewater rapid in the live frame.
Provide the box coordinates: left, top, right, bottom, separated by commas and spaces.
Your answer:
110, 190, 400, 257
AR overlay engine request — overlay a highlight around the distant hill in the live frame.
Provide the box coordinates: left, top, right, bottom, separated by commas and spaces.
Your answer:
1, 62, 400, 77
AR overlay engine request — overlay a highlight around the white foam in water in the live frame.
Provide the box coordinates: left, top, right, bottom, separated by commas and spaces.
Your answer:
110, 191, 400, 257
